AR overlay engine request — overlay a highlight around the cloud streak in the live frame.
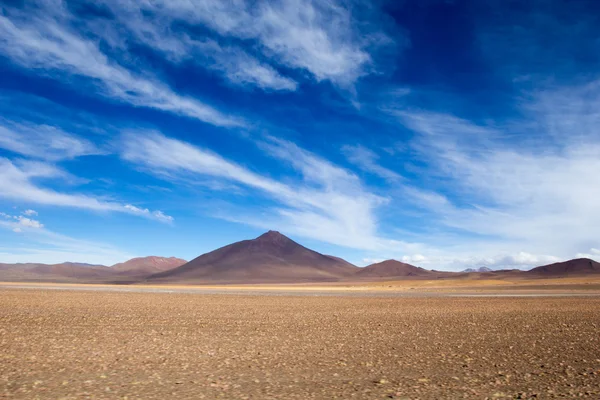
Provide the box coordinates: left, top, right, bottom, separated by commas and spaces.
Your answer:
0, 1, 244, 128
0, 119, 101, 161
386, 81, 600, 267
121, 130, 402, 250
101, 0, 392, 89
342, 144, 402, 182
0, 158, 173, 223
88, 4, 298, 92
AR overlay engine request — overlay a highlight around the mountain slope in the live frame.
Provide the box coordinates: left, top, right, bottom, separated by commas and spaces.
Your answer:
112, 256, 187, 274
353, 259, 432, 278
149, 231, 359, 283
526, 258, 600, 276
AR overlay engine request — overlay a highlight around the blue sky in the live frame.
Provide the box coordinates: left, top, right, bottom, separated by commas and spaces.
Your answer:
1, 0, 599, 270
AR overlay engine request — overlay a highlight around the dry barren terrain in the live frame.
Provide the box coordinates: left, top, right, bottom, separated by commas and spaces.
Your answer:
1, 288, 600, 399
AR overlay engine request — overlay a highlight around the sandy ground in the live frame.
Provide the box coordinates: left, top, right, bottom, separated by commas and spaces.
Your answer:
1, 287, 600, 399
2, 280, 600, 297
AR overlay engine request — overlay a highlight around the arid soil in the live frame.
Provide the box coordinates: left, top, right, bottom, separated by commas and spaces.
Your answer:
1, 289, 599, 399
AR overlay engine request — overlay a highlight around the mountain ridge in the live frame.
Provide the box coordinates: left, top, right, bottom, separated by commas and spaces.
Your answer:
1, 234, 599, 283
526, 258, 600, 276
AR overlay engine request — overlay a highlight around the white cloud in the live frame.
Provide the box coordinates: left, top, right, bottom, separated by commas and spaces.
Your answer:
87, 5, 298, 92
16, 216, 44, 229
124, 205, 174, 224
394, 252, 562, 271
384, 79, 600, 268
0, 120, 100, 161
1, 212, 43, 232
401, 254, 426, 264
575, 248, 600, 261
342, 144, 402, 182
152, 211, 174, 224
0, 158, 173, 223
1, 212, 46, 232
104, 0, 390, 89
362, 258, 385, 265
121, 130, 402, 250
0, 220, 134, 265
23, 209, 38, 216
0, 1, 243, 128
196, 40, 298, 91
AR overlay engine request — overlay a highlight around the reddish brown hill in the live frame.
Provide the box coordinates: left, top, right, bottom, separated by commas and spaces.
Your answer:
112, 256, 187, 274
0, 262, 113, 282
526, 258, 600, 276
149, 231, 359, 283
354, 259, 433, 279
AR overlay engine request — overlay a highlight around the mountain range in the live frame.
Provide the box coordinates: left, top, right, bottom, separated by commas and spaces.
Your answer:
0, 231, 598, 284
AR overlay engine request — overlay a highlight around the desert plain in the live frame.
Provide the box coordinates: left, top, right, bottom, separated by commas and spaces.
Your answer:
1, 283, 600, 399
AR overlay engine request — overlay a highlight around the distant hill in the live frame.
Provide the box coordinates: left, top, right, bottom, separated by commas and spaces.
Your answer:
526, 258, 600, 276
0, 262, 113, 282
0, 256, 187, 282
354, 259, 433, 278
462, 267, 493, 273
112, 256, 187, 274
149, 231, 359, 283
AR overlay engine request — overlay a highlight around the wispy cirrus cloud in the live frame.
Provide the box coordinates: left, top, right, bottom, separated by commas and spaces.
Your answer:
193, 40, 298, 91
120, 130, 409, 250
341, 144, 402, 183
88, 4, 298, 92
100, 0, 394, 90
0, 1, 244, 128
0, 158, 173, 223
0, 119, 101, 161
383, 79, 600, 267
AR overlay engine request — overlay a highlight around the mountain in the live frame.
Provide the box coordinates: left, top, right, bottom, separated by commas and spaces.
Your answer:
526, 258, 600, 276
112, 256, 187, 274
149, 231, 359, 283
462, 267, 493, 273
0, 262, 113, 282
353, 259, 433, 278
0, 257, 186, 282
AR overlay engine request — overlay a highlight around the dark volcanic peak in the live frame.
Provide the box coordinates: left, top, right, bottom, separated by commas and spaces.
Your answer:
256, 230, 286, 241
149, 231, 358, 283
253, 230, 296, 247
355, 259, 432, 278
527, 258, 600, 276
